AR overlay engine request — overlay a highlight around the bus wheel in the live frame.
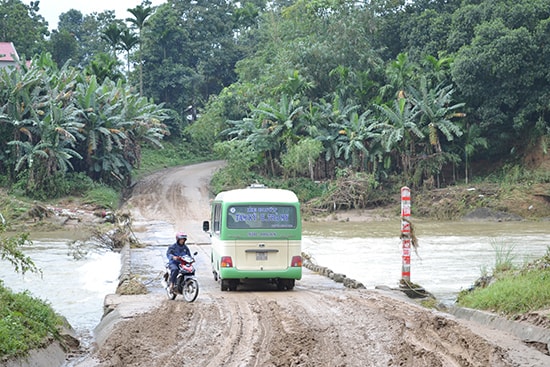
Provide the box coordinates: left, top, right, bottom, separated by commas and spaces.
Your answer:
213, 271, 218, 281
221, 279, 229, 291
229, 280, 238, 291
286, 279, 295, 290
278, 279, 295, 291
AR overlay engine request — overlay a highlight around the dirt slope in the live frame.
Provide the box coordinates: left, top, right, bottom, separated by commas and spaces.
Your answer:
89, 161, 549, 367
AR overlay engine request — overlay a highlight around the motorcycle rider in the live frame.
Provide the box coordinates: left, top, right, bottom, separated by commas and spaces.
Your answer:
166, 232, 191, 292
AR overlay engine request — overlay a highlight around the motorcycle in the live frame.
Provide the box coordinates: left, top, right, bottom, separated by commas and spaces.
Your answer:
162, 251, 199, 302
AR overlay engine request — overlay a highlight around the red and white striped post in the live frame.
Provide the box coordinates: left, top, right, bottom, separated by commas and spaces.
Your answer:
400, 186, 411, 283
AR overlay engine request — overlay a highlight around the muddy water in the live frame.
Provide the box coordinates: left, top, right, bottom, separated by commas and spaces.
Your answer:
303, 219, 550, 303
0, 220, 548, 338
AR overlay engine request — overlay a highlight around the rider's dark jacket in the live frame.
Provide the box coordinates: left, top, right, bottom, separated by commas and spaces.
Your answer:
166, 242, 191, 264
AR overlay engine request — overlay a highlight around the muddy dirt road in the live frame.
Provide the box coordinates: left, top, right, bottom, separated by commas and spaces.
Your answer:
86, 162, 549, 367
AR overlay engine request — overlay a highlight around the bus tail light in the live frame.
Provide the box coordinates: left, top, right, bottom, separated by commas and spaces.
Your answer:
221, 256, 233, 268
291, 255, 302, 267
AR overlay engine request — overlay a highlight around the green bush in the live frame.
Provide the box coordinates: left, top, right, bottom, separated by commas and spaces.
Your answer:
135, 142, 208, 180
0, 281, 62, 359
209, 140, 262, 193
82, 185, 120, 209
262, 177, 327, 203
457, 269, 550, 315
11, 172, 95, 200
457, 247, 550, 315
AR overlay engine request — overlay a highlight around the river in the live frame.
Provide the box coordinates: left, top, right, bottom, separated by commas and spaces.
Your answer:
0, 220, 548, 338
0, 237, 120, 345
303, 219, 550, 303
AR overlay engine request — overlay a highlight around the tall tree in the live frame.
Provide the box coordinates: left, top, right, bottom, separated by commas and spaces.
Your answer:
452, 16, 541, 159
101, 23, 123, 56
141, 0, 245, 116
49, 29, 79, 66
118, 28, 139, 77
50, 9, 119, 67
0, 0, 48, 57
127, 4, 154, 96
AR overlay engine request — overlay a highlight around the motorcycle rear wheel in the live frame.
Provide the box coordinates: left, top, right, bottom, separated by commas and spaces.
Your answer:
182, 279, 199, 302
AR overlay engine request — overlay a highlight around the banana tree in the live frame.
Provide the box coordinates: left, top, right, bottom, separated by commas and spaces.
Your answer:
409, 78, 464, 153
408, 77, 465, 186
248, 95, 305, 176
376, 96, 421, 180
73, 75, 128, 183
111, 79, 169, 169
1, 54, 83, 194
314, 96, 360, 173
331, 109, 385, 173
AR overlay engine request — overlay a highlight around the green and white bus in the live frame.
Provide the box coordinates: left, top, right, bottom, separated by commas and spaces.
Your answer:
202, 184, 302, 291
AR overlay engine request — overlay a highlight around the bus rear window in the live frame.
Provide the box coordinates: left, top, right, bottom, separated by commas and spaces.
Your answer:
226, 205, 297, 229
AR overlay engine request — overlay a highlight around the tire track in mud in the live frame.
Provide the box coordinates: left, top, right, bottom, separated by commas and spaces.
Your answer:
94, 260, 548, 367
189, 290, 346, 367
256, 295, 346, 367
345, 291, 514, 367
201, 296, 260, 367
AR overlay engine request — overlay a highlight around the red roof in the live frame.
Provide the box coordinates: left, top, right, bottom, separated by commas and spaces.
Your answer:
0, 42, 19, 62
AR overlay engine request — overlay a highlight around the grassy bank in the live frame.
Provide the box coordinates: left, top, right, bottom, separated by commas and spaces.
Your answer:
0, 281, 64, 360
457, 247, 550, 317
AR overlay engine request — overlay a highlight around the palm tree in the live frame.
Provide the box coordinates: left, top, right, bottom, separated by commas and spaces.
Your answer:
251, 95, 305, 176
101, 23, 123, 57
118, 28, 139, 77
407, 77, 465, 186
127, 4, 154, 96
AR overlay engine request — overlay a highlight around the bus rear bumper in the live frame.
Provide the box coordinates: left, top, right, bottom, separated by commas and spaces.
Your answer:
219, 267, 302, 280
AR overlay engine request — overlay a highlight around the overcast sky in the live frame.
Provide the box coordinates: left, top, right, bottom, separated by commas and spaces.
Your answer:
37, 0, 166, 30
